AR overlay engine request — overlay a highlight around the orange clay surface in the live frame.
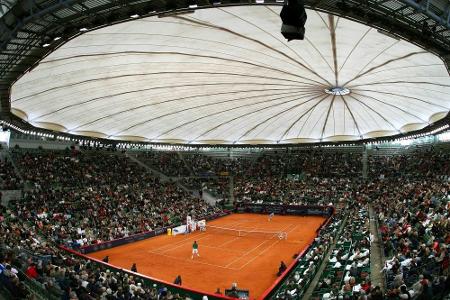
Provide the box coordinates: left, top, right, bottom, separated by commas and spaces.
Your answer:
87, 213, 325, 298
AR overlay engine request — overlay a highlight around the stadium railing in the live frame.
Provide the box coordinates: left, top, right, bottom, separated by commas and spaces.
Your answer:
60, 246, 233, 300
0, 275, 17, 300
272, 216, 343, 299
373, 209, 389, 292
260, 205, 337, 299
305, 209, 369, 300
19, 269, 61, 300
265, 244, 316, 299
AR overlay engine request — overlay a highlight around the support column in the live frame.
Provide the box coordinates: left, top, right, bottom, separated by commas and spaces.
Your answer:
229, 175, 234, 204
362, 145, 368, 180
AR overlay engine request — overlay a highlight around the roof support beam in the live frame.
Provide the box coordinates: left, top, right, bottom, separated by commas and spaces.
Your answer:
400, 0, 450, 29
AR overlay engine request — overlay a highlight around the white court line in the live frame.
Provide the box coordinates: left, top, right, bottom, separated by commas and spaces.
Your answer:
237, 239, 281, 271
223, 222, 295, 268
224, 230, 273, 268
156, 220, 245, 254
231, 222, 296, 270
200, 244, 245, 255
216, 236, 241, 248
203, 221, 270, 260
237, 223, 300, 271
218, 222, 284, 247
200, 220, 248, 249
153, 232, 207, 252
213, 220, 259, 248
159, 233, 211, 254
147, 250, 239, 271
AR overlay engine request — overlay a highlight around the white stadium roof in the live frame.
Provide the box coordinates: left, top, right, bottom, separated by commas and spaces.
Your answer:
10, 6, 450, 145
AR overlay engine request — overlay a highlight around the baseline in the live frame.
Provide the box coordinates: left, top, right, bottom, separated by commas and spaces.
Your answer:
146, 250, 240, 271
236, 223, 301, 271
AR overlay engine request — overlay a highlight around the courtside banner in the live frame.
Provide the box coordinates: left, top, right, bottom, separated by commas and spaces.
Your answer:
197, 220, 206, 228
79, 228, 166, 254
236, 203, 333, 217
172, 225, 187, 236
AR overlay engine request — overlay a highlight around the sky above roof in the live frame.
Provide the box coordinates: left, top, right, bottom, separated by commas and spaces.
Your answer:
10, 6, 450, 144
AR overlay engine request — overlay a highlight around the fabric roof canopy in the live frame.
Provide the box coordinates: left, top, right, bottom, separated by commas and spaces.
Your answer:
10, 6, 450, 144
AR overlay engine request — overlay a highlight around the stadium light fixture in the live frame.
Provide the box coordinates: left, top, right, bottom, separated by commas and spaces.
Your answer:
130, 14, 140, 18
53, 36, 61, 41
79, 27, 88, 32
42, 43, 51, 47
256, 0, 264, 3
187, 0, 197, 8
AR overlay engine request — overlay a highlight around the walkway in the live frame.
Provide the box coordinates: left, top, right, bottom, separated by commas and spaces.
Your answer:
368, 205, 385, 291
303, 215, 348, 299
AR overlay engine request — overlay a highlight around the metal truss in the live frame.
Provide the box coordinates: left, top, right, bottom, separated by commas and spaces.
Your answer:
0, 0, 16, 18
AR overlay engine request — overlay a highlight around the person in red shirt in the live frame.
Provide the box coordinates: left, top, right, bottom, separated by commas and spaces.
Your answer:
361, 280, 371, 293
25, 263, 38, 279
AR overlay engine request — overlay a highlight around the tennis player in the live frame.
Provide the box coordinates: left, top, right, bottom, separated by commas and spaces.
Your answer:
191, 241, 200, 259
268, 212, 275, 221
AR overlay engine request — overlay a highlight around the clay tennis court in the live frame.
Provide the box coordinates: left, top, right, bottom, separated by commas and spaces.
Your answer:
87, 213, 326, 298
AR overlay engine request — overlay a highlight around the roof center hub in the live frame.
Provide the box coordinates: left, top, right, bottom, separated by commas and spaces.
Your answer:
325, 87, 351, 96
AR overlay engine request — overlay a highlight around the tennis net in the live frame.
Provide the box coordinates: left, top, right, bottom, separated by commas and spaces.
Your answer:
206, 225, 288, 240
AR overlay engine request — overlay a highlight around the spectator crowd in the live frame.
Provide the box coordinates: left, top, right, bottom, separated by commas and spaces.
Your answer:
0, 145, 448, 300
1, 149, 223, 299
0, 159, 21, 190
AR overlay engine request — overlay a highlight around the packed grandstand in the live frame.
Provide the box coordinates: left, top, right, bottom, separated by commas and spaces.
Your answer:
0, 136, 449, 299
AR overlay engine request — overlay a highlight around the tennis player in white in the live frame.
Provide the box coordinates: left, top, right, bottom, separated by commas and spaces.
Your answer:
191, 241, 200, 259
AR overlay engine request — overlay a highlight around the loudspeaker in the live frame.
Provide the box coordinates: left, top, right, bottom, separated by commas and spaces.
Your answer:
280, 0, 307, 41
281, 24, 305, 41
